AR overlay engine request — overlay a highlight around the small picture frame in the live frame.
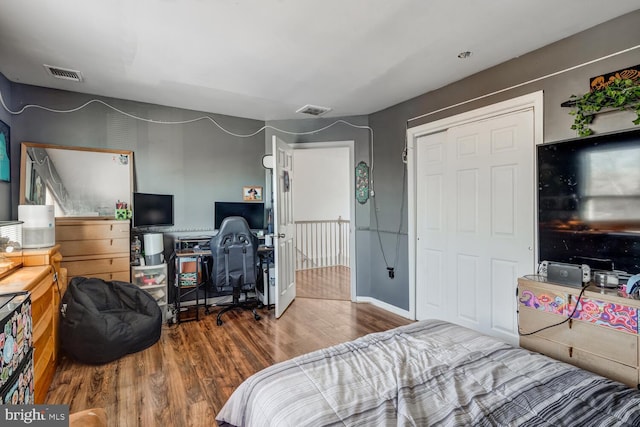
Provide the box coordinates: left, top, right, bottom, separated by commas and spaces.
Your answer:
243, 186, 263, 201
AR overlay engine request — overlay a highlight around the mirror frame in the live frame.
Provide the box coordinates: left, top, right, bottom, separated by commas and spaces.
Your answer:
19, 142, 134, 218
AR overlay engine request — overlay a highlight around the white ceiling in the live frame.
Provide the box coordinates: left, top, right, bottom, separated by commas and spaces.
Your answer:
0, 1, 638, 121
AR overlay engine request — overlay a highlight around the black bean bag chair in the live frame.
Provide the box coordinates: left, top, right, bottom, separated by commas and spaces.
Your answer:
60, 277, 162, 364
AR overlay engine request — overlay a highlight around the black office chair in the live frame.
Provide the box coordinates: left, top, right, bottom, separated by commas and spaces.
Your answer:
209, 216, 262, 326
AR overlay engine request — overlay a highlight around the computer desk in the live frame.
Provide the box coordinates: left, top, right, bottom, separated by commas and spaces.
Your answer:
172, 242, 274, 323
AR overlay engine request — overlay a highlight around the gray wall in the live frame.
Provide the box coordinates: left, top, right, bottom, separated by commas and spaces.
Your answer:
0, 73, 12, 220
9, 84, 265, 231
3, 10, 639, 313
368, 10, 640, 311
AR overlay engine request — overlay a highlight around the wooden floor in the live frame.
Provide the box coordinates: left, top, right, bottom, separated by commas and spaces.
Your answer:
296, 266, 350, 300
46, 293, 412, 426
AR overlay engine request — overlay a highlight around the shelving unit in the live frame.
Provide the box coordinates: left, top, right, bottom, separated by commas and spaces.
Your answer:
173, 253, 207, 323
131, 263, 168, 322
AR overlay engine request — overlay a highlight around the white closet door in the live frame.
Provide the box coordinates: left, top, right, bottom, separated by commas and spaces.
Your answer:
415, 131, 448, 321
416, 110, 535, 344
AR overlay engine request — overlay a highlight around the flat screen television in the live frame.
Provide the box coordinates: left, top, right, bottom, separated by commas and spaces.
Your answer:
133, 192, 174, 228
214, 202, 265, 230
538, 128, 640, 275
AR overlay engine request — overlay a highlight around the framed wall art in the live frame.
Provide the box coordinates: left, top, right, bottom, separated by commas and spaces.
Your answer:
0, 119, 10, 182
243, 186, 263, 201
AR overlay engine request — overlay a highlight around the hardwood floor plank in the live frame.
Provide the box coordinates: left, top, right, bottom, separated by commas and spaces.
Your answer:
296, 266, 351, 300
47, 283, 412, 426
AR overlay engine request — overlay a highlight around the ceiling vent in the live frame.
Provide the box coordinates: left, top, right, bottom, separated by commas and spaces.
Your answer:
295, 104, 332, 117
43, 65, 83, 82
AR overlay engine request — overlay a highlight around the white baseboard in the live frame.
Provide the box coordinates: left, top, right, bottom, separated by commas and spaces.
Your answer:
355, 296, 413, 320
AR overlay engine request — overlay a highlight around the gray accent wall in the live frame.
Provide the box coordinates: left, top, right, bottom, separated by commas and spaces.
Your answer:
368, 10, 640, 311
8, 84, 265, 231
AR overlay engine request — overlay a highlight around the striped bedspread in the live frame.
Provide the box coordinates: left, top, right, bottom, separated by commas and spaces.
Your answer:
216, 320, 640, 426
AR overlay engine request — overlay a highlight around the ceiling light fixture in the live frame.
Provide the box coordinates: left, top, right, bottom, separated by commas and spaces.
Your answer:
457, 51, 472, 59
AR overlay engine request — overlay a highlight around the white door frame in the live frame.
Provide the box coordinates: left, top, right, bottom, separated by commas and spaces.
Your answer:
406, 91, 544, 319
291, 140, 357, 301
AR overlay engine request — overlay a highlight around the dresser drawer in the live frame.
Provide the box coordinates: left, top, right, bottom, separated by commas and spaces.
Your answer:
58, 238, 129, 257
519, 283, 569, 316
69, 271, 130, 282
33, 315, 53, 372
521, 334, 638, 388
30, 275, 54, 327
63, 256, 130, 276
33, 334, 55, 404
520, 307, 637, 366
56, 221, 130, 241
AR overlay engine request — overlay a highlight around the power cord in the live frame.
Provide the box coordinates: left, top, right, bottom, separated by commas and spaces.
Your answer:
371, 121, 409, 279
517, 284, 588, 336
372, 155, 406, 279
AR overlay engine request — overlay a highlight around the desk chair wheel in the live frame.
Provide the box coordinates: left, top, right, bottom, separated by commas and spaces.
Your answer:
254, 311, 261, 321
217, 318, 223, 326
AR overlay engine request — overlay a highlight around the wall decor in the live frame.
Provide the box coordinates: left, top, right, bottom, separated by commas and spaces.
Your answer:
243, 186, 263, 201
283, 171, 290, 192
0, 119, 10, 182
355, 161, 370, 204
590, 64, 640, 91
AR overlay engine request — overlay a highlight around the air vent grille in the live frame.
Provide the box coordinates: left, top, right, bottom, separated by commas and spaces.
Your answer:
295, 104, 332, 116
43, 65, 83, 82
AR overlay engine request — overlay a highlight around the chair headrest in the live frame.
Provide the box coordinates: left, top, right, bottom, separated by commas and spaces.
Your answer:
217, 216, 252, 234
210, 216, 257, 249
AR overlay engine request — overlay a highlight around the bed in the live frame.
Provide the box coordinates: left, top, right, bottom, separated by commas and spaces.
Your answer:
216, 319, 640, 426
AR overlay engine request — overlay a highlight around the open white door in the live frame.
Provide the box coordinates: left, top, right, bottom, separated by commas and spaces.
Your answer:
272, 135, 296, 318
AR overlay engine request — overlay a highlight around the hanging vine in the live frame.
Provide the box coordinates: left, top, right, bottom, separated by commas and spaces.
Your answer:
569, 78, 640, 137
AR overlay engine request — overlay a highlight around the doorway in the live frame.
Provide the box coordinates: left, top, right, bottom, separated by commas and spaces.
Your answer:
292, 141, 356, 301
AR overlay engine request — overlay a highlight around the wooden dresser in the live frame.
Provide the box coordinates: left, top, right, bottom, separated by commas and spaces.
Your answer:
518, 275, 640, 388
56, 218, 130, 282
0, 246, 63, 403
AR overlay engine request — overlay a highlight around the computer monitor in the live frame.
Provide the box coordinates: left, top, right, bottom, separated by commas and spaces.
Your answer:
214, 202, 265, 230
133, 192, 174, 228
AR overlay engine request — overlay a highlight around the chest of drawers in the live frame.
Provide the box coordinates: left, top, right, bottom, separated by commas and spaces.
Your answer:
56, 219, 130, 282
518, 276, 640, 388
0, 246, 61, 403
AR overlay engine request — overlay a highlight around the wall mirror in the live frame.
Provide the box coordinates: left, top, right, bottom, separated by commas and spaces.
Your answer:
19, 142, 134, 218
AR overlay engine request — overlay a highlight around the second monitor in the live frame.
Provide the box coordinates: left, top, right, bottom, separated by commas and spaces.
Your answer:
214, 201, 265, 231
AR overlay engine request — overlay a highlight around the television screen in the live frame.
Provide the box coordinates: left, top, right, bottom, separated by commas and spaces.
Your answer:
133, 192, 174, 228
214, 202, 265, 230
538, 128, 640, 275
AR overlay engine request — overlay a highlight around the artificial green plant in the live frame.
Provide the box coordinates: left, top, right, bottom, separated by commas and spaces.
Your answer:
569, 78, 640, 137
